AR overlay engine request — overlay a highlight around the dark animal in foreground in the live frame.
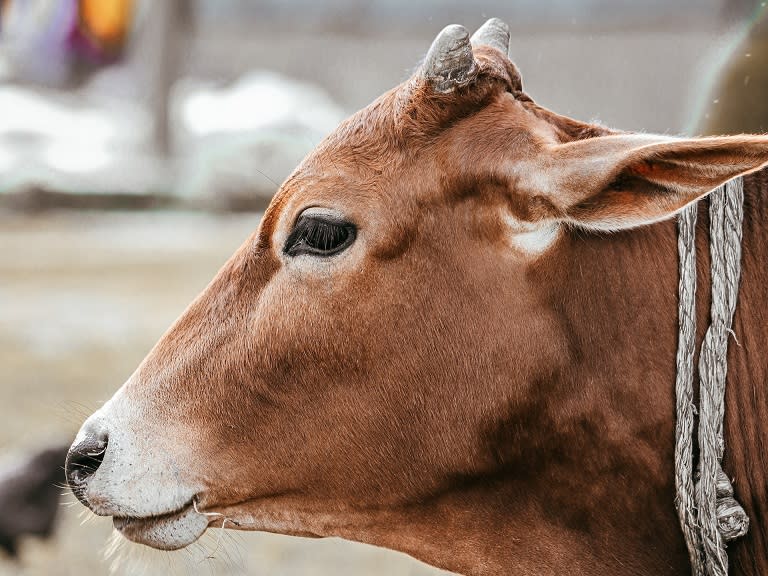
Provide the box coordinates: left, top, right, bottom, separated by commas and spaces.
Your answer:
67, 19, 768, 575
0, 444, 68, 557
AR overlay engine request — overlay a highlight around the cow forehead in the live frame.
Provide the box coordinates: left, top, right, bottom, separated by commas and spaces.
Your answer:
283, 88, 522, 190
269, 101, 420, 210
262, 63, 566, 241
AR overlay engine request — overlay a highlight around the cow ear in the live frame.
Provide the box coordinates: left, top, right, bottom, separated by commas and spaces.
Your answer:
537, 135, 768, 230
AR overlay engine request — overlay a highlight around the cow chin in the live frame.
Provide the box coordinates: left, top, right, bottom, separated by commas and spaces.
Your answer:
113, 503, 209, 550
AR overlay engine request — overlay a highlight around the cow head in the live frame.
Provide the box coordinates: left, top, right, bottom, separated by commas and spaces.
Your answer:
67, 19, 768, 570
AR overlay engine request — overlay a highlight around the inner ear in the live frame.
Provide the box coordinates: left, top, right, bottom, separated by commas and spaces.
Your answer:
548, 135, 768, 231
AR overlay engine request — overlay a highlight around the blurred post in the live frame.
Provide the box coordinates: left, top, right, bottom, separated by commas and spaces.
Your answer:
135, 0, 191, 157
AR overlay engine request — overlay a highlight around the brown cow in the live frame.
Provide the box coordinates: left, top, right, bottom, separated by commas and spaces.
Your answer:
66, 20, 768, 576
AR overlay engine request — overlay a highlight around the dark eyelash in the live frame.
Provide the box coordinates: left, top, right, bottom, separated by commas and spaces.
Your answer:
284, 215, 356, 257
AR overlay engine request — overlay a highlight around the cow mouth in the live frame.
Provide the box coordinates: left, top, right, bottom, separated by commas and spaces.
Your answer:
113, 500, 209, 550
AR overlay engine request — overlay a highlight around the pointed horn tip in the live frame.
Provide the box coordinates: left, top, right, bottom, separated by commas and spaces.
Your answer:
437, 23, 471, 41
427, 24, 472, 57
471, 18, 510, 54
422, 24, 476, 93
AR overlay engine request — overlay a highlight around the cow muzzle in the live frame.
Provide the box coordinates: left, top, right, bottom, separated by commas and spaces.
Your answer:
67, 404, 211, 550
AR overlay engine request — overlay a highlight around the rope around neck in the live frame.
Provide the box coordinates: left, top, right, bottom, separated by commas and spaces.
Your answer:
674, 176, 750, 576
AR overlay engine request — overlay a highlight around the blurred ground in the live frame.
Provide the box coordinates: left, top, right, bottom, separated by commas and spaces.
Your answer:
0, 210, 450, 575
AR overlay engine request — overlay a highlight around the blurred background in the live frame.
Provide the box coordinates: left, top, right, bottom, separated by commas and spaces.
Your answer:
0, 1, 766, 574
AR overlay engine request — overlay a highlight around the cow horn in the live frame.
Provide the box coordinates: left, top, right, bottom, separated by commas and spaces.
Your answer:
421, 24, 477, 93
471, 18, 510, 55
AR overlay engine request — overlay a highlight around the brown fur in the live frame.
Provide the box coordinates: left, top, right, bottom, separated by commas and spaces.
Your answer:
79, 33, 768, 575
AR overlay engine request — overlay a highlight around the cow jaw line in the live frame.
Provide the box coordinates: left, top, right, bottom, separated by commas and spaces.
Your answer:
112, 500, 209, 550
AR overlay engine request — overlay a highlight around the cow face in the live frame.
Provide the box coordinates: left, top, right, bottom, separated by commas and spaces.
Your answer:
67, 19, 768, 554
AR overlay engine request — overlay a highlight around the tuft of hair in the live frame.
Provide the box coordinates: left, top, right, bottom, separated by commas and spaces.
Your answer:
104, 527, 247, 576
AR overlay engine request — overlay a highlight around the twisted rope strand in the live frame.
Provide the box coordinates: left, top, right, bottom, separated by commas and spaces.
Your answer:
675, 201, 705, 575
697, 183, 731, 576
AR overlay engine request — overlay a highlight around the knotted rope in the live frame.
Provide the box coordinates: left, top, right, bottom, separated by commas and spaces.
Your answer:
674, 176, 750, 576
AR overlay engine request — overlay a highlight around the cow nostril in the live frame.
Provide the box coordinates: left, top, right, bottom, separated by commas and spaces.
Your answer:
65, 434, 108, 503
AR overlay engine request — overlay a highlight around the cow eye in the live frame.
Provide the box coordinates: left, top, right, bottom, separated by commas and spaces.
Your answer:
284, 212, 356, 257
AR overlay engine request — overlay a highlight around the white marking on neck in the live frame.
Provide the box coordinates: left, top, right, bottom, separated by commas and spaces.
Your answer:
502, 213, 560, 255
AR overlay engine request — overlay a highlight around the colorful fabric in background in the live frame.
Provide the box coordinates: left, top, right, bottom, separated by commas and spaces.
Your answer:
74, 0, 134, 62
0, 0, 134, 85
